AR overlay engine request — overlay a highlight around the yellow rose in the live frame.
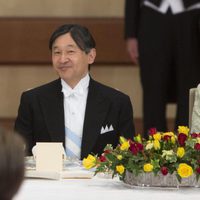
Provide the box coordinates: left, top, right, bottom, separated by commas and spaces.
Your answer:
177, 163, 193, 178
116, 165, 125, 175
117, 155, 123, 160
171, 136, 176, 144
82, 154, 96, 169
163, 132, 174, 137
153, 140, 160, 150
153, 133, 161, 141
120, 141, 130, 151
143, 163, 153, 172
177, 147, 185, 158
178, 126, 189, 136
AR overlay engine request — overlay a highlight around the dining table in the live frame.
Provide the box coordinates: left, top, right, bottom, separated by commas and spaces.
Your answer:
14, 174, 200, 200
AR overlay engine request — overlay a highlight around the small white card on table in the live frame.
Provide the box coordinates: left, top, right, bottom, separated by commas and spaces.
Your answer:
36, 142, 63, 172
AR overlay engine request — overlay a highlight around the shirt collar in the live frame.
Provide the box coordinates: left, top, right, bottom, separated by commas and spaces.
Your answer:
61, 74, 90, 97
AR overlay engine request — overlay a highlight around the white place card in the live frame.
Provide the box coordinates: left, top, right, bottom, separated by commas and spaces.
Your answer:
36, 142, 63, 172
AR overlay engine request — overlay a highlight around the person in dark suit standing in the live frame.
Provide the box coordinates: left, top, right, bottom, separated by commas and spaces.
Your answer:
15, 24, 135, 160
125, 0, 200, 137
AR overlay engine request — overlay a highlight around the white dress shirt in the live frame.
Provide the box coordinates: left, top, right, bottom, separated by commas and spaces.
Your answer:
61, 74, 90, 159
144, 0, 200, 14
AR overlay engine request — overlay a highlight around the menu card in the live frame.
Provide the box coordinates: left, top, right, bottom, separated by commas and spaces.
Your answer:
36, 142, 63, 172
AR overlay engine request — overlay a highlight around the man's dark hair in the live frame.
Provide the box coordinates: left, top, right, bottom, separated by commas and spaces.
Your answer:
49, 24, 96, 54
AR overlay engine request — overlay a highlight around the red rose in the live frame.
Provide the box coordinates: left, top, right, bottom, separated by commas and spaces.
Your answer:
194, 143, 200, 151
163, 135, 171, 141
178, 133, 187, 146
191, 133, 198, 138
104, 150, 111, 154
99, 155, 106, 162
196, 167, 200, 174
148, 128, 157, 136
136, 142, 143, 151
129, 143, 138, 155
161, 166, 168, 175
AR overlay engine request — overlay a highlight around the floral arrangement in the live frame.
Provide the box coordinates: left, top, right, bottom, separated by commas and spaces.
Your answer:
83, 126, 200, 183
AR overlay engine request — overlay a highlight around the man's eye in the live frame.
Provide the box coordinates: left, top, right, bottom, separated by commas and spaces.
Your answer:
53, 51, 61, 55
68, 50, 75, 54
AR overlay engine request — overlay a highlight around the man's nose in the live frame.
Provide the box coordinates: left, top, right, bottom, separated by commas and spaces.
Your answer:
60, 52, 69, 63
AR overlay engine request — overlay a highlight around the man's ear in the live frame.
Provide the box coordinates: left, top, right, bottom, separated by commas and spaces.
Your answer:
88, 48, 96, 64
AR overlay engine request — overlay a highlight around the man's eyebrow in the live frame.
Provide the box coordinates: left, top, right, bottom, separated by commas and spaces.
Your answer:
53, 44, 77, 49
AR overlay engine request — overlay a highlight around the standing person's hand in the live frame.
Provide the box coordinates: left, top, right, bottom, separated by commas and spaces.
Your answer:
126, 38, 139, 65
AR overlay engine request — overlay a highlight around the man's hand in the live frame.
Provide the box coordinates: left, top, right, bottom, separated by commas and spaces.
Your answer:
126, 38, 139, 65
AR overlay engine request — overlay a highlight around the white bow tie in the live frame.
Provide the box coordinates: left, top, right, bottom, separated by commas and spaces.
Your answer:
62, 87, 84, 98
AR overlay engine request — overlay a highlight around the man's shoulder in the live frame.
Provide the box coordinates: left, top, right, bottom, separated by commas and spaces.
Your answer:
91, 79, 129, 99
23, 79, 61, 95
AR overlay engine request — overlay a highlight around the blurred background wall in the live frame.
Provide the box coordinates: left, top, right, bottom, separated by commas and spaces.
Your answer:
0, 0, 175, 132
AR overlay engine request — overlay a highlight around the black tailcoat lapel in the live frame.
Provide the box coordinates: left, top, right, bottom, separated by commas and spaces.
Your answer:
39, 79, 65, 146
81, 79, 111, 159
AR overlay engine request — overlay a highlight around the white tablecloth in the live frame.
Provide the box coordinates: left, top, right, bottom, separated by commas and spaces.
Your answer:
14, 176, 200, 200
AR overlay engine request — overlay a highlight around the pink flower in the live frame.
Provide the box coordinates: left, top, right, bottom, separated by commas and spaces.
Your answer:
178, 133, 187, 146
148, 128, 157, 136
161, 166, 168, 175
